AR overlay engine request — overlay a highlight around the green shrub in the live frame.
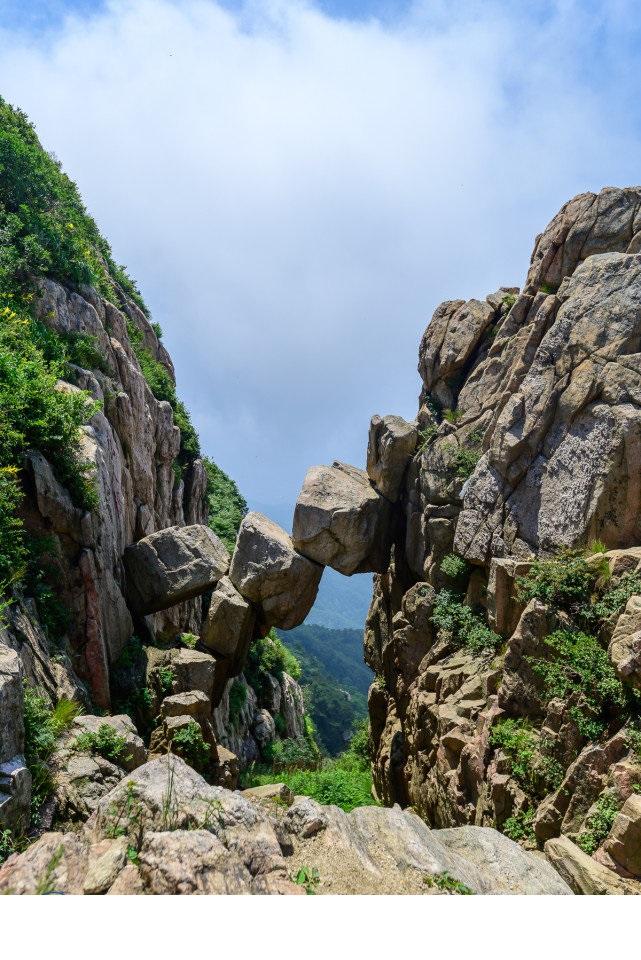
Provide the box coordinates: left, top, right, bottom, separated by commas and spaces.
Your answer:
156, 665, 175, 696
179, 632, 198, 649
502, 808, 535, 843
292, 866, 320, 894
576, 792, 620, 854
583, 572, 641, 624
0, 828, 16, 865
443, 408, 463, 424
490, 719, 538, 791
432, 589, 500, 653
502, 292, 517, 310
170, 720, 210, 773
73, 723, 130, 766
439, 553, 468, 581
264, 736, 320, 771
203, 457, 247, 552
23, 684, 79, 819
516, 553, 595, 612
529, 629, 627, 736
245, 630, 302, 694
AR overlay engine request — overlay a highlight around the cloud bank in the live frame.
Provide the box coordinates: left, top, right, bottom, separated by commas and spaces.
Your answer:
1, 0, 640, 508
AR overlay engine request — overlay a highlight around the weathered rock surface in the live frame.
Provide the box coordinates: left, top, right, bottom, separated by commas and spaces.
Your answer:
124, 524, 229, 615
282, 796, 571, 894
293, 462, 393, 575
367, 415, 417, 502
0, 643, 30, 832
600, 794, 641, 877
545, 835, 641, 895
609, 595, 641, 691
229, 512, 322, 629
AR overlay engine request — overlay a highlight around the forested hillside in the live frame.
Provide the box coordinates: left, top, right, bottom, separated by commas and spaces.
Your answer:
279, 623, 371, 755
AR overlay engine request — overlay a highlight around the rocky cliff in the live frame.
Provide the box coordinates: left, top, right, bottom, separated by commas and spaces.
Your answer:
364, 187, 641, 888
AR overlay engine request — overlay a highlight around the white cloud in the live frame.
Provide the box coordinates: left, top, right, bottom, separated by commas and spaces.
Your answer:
1, 0, 640, 507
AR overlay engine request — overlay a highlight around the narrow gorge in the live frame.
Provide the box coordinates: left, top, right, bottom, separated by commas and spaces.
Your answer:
1, 98, 641, 895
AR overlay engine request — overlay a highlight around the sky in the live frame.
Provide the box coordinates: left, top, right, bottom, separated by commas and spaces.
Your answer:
1, 0, 641, 516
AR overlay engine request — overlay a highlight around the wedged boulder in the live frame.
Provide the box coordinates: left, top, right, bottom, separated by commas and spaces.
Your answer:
609, 595, 641, 691
200, 575, 254, 664
545, 835, 641, 895
292, 462, 393, 575
147, 647, 216, 702
229, 512, 322, 629
367, 414, 417, 502
124, 524, 229, 615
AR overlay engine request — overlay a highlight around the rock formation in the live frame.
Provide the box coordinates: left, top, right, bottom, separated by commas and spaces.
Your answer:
4, 121, 641, 897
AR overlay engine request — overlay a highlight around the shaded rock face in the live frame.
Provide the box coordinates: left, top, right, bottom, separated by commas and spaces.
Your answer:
364, 187, 641, 888
17, 279, 209, 707
0, 643, 30, 832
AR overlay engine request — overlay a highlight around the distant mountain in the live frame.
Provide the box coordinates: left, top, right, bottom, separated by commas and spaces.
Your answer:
279, 623, 373, 756
251, 500, 373, 629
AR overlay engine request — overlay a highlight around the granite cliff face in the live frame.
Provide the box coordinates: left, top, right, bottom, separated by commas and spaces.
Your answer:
364, 187, 641, 889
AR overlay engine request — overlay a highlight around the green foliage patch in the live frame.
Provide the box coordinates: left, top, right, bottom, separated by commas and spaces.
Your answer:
576, 792, 621, 854
432, 589, 501, 653
170, 720, 211, 773
423, 871, 474, 895
203, 457, 247, 552
73, 723, 130, 766
23, 684, 79, 821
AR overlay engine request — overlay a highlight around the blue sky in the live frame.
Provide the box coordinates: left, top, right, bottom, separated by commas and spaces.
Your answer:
1, 0, 641, 514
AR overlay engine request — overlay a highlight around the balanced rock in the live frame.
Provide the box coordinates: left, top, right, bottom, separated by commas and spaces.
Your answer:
229, 512, 322, 629
292, 462, 392, 575
124, 524, 229, 615
367, 414, 417, 502
200, 575, 254, 664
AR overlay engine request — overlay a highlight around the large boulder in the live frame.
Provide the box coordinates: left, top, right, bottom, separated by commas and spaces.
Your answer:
282, 798, 571, 895
229, 512, 322, 629
200, 575, 254, 665
609, 595, 641, 691
418, 299, 495, 410
366, 414, 417, 502
600, 794, 641, 878
545, 835, 641, 895
124, 524, 229, 615
292, 462, 393, 575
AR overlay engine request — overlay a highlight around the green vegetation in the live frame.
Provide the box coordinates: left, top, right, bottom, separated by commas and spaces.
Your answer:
516, 552, 597, 613
35, 845, 64, 895
279, 624, 371, 756
203, 457, 247, 552
443, 408, 463, 424
502, 809, 535, 843
73, 723, 130, 766
432, 589, 501, 653
171, 720, 211, 773
228, 678, 247, 721
0, 96, 145, 308
445, 430, 484, 481
292, 866, 320, 894
584, 571, 641, 624
576, 792, 621, 854
23, 684, 79, 821
0, 303, 99, 585
439, 553, 469, 582
529, 628, 629, 738
502, 292, 517, 310
490, 718, 563, 795
423, 872, 474, 894
245, 629, 302, 700
179, 632, 198, 649
243, 721, 375, 813
0, 828, 16, 865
